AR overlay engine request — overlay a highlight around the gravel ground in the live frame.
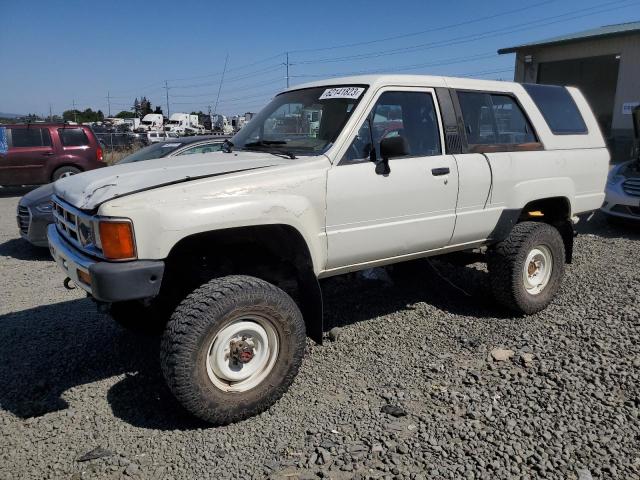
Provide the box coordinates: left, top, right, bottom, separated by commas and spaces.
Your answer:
0, 193, 638, 480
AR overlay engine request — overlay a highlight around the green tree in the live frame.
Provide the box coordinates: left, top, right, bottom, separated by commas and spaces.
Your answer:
115, 110, 136, 119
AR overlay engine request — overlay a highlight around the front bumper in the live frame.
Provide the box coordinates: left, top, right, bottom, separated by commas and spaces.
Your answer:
47, 224, 164, 302
601, 182, 640, 220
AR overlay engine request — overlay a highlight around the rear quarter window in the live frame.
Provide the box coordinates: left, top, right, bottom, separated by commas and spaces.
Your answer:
523, 84, 587, 135
58, 128, 90, 146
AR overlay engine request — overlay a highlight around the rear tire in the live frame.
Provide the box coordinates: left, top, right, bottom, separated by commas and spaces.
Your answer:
160, 275, 306, 425
488, 222, 565, 314
52, 166, 81, 182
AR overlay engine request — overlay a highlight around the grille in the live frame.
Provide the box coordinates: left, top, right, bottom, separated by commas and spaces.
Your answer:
52, 197, 101, 256
17, 206, 30, 235
623, 178, 640, 197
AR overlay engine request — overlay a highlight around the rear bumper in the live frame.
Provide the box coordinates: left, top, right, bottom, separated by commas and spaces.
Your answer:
47, 224, 164, 302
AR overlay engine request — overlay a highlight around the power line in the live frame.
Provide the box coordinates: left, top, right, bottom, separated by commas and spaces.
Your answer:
294, 0, 638, 65
289, 52, 500, 78
289, 0, 558, 54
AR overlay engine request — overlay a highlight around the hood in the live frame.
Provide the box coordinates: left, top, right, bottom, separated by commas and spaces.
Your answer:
54, 151, 290, 210
20, 183, 55, 207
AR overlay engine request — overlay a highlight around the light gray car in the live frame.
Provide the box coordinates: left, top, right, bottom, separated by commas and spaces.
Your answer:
17, 136, 229, 246
601, 107, 640, 221
601, 159, 640, 221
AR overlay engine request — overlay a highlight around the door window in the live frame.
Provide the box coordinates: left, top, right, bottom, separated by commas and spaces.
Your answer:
457, 91, 537, 149
58, 128, 89, 146
343, 91, 441, 164
9, 128, 51, 148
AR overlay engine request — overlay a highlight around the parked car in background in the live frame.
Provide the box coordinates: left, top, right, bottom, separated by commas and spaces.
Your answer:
147, 131, 179, 143
0, 123, 104, 186
601, 106, 640, 222
17, 135, 229, 246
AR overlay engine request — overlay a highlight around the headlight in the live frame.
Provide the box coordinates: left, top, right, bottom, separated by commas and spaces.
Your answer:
97, 219, 136, 260
34, 201, 53, 213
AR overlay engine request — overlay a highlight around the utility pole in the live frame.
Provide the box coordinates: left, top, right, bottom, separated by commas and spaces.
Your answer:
72, 99, 77, 123
49, 104, 53, 122
213, 53, 229, 115
285, 52, 290, 89
106, 91, 111, 117
164, 80, 171, 117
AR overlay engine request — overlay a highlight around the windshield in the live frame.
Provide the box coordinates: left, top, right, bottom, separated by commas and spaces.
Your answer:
117, 142, 182, 164
231, 85, 367, 156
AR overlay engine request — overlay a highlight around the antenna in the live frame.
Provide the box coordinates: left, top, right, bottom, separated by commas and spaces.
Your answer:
214, 53, 229, 115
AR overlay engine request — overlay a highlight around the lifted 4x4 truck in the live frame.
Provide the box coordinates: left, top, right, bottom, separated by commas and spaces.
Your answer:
48, 75, 608, 424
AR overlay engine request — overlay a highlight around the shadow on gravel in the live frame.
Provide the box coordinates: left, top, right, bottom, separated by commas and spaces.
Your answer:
321, 258, 512, 332
576, 212, 640, 240
0, 238, 51, 261
0, 298, 206, 430
0, 186, 36, 198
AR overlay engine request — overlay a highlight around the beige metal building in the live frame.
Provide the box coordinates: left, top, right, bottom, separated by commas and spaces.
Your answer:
499, 22, 640, 162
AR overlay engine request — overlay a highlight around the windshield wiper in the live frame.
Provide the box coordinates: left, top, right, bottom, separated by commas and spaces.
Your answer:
243, 148, 296, 159
222, 139, 234, 153
244, 140, 287, 147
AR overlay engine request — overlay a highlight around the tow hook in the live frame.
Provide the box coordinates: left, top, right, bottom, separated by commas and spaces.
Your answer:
229, 337, 255, 365
63, 277, 76, 290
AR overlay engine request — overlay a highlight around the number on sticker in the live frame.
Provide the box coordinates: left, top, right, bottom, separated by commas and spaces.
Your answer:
319, 87, 365, 100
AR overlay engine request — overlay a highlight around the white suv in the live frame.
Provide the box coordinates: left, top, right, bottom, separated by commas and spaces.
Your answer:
47, 75, 608, 424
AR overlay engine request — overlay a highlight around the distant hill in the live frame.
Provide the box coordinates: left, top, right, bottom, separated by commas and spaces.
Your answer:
0, 112, 24, 119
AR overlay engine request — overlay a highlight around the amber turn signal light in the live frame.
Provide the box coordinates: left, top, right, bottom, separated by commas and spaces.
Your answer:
98, 221, 136, 260
76, 269, 92, 286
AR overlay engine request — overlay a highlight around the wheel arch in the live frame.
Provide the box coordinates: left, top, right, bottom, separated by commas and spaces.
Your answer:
489, 196, 575, 263
164, 224, 324, 343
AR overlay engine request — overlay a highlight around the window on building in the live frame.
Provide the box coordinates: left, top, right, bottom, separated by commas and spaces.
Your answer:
523, 84, 587, 135
10, 128, 51, 148
457, 91, 537, 149
58, 128, 89, 146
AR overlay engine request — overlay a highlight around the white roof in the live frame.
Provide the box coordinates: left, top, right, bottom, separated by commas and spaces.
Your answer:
286, 74, 520, 94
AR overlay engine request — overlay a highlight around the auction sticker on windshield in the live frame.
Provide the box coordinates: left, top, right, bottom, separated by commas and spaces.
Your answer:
319, 87, 365, 100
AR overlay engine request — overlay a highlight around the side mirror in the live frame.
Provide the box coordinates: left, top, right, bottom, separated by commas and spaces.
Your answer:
380, 136, 409, 160
376, 136, 409, 175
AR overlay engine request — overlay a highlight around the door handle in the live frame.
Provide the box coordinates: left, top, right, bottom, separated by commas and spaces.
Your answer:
431, 167, 450, 176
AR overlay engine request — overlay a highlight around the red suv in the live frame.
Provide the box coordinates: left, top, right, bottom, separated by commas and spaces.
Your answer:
0, 123, 105, 185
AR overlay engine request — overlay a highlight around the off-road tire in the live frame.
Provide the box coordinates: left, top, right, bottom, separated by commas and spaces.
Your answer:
109, 300, 170, 335
160, 275, 306, 425
52, 166, 81, 182
488, 221, 565, 314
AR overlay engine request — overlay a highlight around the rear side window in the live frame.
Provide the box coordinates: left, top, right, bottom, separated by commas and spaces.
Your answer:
58, 128, 89, 146
457, 91, 537, 147
523, 84, 587, 135
9, 127, 51, 147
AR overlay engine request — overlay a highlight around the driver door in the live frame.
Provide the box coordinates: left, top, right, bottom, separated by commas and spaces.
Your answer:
325, 87, 458, 269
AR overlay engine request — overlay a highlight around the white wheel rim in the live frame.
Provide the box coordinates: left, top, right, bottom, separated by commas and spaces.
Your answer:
206, 316, 279, 393
522, 245, 553, 295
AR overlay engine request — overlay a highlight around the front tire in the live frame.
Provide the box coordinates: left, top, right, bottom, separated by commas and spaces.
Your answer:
160, 275, 306, 425
488, 222, 565, 314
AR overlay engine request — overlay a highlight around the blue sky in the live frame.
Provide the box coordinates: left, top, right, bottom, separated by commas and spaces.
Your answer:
0, 0, 638, 117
